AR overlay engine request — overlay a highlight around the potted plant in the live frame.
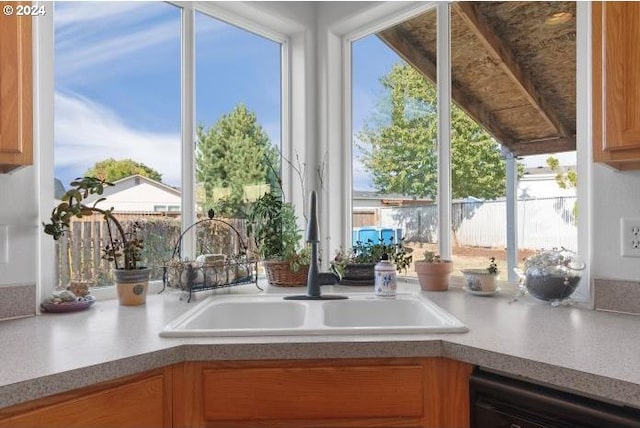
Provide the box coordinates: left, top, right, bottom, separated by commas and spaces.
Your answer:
461, 257, 499, 294
43, 177, 150, 306
332, 238, 412, 285
414, 251, 453, 291
247, 190, 310, 286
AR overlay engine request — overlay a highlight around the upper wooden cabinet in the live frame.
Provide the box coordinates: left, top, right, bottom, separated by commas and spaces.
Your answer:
593, 2, 640, 169
0, 5, 33, 173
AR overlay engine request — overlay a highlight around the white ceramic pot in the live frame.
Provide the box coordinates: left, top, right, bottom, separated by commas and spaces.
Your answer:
461, 269, 498, 292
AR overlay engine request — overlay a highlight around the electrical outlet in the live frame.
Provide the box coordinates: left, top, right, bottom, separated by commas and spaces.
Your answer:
620, 218, 640, 257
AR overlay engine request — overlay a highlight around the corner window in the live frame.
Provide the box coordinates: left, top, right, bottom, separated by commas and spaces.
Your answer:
350, 2, 578, 285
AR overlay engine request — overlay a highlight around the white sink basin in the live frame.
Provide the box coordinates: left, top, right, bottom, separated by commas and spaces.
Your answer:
178, 300, 307, 330
160, 293, 467, 337
322, 298, 459, 329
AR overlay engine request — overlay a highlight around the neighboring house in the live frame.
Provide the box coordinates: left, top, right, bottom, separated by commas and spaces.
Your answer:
518, 166, 576, 199
352, 190, 433, 227
83, 175, 181, 213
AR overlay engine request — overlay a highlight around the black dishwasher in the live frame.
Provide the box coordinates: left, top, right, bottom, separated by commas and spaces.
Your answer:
470, 370, 640, 428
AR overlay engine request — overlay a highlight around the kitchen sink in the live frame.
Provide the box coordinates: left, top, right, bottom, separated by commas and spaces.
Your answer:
160, 293, 467, 337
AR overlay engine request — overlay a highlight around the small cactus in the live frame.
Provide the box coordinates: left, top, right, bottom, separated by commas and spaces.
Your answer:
423, 251, 443, 263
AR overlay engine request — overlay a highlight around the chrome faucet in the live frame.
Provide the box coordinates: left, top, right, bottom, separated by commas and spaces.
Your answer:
284, 190, 347, 301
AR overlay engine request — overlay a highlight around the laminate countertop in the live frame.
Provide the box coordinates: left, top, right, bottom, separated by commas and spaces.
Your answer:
1, 281, 639, 410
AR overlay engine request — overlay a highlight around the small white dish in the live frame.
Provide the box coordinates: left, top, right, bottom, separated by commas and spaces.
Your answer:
463, 286, 500, 296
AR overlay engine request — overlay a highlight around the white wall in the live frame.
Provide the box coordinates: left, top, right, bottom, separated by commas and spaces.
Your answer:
0, 169, 38, 286
592, 165, 640, 280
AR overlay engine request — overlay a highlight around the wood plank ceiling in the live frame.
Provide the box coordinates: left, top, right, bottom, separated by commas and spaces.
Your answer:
378, 1, 576, 157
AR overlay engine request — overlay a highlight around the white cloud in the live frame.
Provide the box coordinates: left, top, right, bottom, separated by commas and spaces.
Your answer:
55, 2, 222, 82
55, 91, 181, 185
56, 20, 180, 78
54, 2, 150, 28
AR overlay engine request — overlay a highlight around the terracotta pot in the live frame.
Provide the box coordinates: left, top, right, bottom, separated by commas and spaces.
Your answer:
114, 267, 151, 306
415, 260, 453, 291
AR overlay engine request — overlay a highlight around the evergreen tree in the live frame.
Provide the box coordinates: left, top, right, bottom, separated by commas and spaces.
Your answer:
196, 104, 279, 217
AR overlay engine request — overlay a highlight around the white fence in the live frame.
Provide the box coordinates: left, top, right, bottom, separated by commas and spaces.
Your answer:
378, 197, 577, 251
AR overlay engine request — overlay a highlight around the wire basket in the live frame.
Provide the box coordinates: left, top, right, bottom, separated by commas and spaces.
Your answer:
161, 213, 260, 301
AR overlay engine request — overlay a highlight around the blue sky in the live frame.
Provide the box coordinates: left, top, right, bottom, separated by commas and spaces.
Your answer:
54, 2, 573, 191
54, 2, 281, 188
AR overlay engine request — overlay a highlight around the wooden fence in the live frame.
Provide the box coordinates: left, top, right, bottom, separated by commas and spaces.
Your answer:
55, 213, 251, 288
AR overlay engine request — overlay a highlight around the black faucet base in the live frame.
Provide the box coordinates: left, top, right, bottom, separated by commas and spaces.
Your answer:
283, 295, 348, 300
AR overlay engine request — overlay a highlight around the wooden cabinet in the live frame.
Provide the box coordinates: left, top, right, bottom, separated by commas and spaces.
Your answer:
593, 2, 640, 169
0, 368, 173, 428
0, 3, 33, 173
173, 358, 473, 428
0, 358, 473, 428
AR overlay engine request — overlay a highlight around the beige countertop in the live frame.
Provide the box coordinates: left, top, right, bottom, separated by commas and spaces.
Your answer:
1, 281, 640, 410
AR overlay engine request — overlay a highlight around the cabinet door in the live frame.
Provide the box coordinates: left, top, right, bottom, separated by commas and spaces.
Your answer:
593, 2, 640, 169
174, 358, 472, 428
0, 368, 173, 428
0, 2, 33, 173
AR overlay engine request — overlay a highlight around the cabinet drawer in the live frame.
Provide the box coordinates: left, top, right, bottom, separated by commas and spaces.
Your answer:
201, 364, 424, 421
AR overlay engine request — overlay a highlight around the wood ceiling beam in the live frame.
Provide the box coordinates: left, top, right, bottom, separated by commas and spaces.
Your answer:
510, 137, 576, 156
453, 2, 572, 141
377, 27, 516, 148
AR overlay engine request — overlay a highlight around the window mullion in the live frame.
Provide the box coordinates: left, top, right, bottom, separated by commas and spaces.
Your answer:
436, 3, 452, 260
181, 5, 196, 260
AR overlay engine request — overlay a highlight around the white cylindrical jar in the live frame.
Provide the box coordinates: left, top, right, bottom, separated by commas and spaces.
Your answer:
374, 253, 397, 298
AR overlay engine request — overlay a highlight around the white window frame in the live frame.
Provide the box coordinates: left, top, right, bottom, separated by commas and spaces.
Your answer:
35, 1, 292, 301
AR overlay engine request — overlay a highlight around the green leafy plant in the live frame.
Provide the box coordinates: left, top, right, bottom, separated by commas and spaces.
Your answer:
333, 238, 412, 275
43, 177, 145, 270
247, 190, 310, 271
487, 257, 499, 274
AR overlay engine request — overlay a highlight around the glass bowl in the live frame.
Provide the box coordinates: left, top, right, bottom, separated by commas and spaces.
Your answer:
515, 249, 585, 301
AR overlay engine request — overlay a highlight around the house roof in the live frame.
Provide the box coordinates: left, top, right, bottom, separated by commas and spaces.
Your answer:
378, 1, 575, 157
83, 174, 181, 202
353, 190, 433, 206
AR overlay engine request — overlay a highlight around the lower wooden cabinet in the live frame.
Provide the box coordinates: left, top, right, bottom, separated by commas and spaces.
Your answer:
173, 358, 473, 428
0, 368, 173, 428
0, 358, 473, 428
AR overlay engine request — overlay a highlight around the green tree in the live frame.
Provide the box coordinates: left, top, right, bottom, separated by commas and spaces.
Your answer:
357, 63, 521, 200
546, 155, 578, 224
196, 104, 279, 217
84, 158, 162, 182
546, 155, 577, 189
